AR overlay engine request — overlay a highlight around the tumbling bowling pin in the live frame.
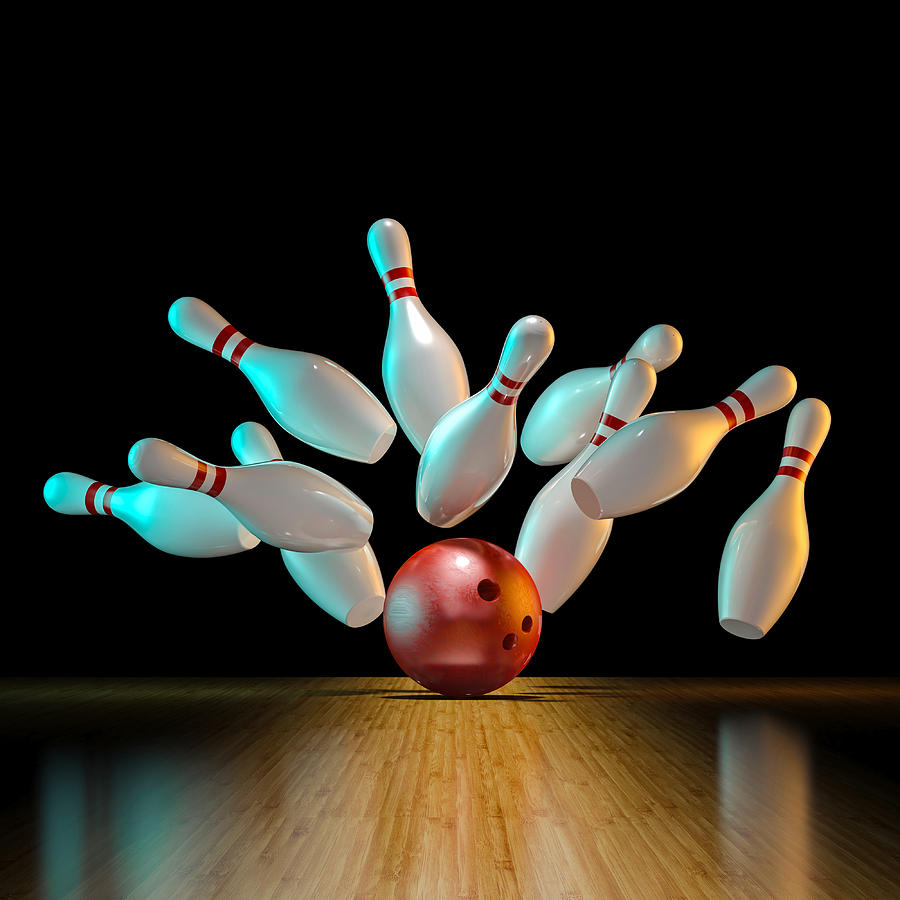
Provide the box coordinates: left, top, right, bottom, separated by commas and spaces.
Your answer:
718, 398, 831, 639
43, 472, 260, 558
417, 316, 554, 527
521, 324, 683, 465
168, 297, 396, 463
231, 422, 385, 627
515, 358, 657, 612
571, 365, 797, 520
128, 438, 373, 553
367, 218, 470, 452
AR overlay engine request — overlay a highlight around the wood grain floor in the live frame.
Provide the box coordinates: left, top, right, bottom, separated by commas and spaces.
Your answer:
0, 677, 898, 898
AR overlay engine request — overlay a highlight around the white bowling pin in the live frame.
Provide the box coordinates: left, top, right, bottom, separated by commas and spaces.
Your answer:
367, 218, 470, 453
168, 297, 396, 463
718, 398, 831, 639
43, 472, 260, 558
571, 365, 797, 520
231, 422, 385, 628
521, 324, 683, 465
417, 316, 554, 527
128, 438, 373, 553
515, 358, 657, 612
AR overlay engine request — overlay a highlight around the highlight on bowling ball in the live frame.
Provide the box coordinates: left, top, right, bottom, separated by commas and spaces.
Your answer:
383, 538, 542, 697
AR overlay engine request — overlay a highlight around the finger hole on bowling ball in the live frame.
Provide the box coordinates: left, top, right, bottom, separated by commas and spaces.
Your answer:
521, 616, 533, 633
477, 579, 501, 602
502, 633, 518, 651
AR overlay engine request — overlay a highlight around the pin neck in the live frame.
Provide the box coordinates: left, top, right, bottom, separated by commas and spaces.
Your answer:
487, 369, 525, 406
381, 266, 418, 304
607, 356, 627, 376
187, 461, 228, 497
86, 482, 117, 516
212, 325, 255, 367
777, 445, 814, 482
589, 412, 628, 445
714, 390, 755, 431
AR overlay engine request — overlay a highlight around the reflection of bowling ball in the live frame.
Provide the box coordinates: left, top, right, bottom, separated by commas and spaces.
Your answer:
383, 538, 542, 697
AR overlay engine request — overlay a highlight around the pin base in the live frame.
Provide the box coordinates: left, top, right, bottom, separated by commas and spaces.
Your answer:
345, 595, 386, 628
570, 477, 604, 520
719, 618, 765, 640
367, 426, 397, 464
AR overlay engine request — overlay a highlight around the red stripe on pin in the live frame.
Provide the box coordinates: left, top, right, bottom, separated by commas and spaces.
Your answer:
102, 487, 117, 516
230, 337, 255, 367
212, 325, 237, 358
783, 445, 814, 464
498, 372, 525, 389
388, 285, 419, 303
189, 461, 208, 492
777, 465, 807, 482
85, 482, 104, 515
714, 401, 738, 430
731, 390, 756, 422
207, 465, 227, 498
489, 389, 516, 405
601, 412, 627, 431
382, 266, 414, 286
590, 433, 607, 446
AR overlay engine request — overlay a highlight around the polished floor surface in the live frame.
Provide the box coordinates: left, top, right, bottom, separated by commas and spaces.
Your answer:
0, 677, 898, 898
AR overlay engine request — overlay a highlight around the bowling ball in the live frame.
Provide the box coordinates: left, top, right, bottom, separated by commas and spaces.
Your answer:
383, 538, 542, 697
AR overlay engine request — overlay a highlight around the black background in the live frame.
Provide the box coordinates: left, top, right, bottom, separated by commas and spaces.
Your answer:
17, 138, 877, 677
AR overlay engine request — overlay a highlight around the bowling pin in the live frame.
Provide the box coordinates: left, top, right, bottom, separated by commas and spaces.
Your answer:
718, 398, 831, 639
515, 358, 657, 613
571, 365, 798, 520
168, 297, 396, 463
367, 218, 470, 453
128, 437, 373, 553
521, 324, 683, 465
231, 422, 385, 627
417, 316, 554, 527
43, 472, 260, 558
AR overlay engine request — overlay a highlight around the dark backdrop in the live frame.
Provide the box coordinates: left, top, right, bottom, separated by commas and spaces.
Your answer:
19, 166, 871, 676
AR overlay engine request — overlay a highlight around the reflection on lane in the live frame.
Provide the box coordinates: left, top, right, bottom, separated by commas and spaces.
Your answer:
718, 711, 812, 898
40, 747, 86, 899
39, 745, 181, 899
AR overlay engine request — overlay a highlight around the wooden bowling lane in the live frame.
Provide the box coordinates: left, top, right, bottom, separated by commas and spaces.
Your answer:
0, 678, 898, 898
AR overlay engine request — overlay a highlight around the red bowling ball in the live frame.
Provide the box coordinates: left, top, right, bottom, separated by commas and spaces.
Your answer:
383, 538, 542, 697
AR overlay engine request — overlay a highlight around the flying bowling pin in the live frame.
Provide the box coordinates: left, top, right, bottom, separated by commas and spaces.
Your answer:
571, 365, 798, 520
128, 437, 373, 553
43, 472, 260, 558
417, 316, 554, 527
367, 218, 470, 452
521, 324, 683, 465
718, 398, 831, 639
168, 297, 396, 463
231, 422, 386, 627
515, 358, 657, 613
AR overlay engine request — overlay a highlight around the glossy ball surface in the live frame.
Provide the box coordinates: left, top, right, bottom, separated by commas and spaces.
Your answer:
383, 538, 542, 697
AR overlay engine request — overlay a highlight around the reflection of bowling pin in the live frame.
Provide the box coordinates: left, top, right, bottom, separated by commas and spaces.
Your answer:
128, 438, 373, 553
571, 366, 797, 520
718, 712, 812, 895
43, 472, 260, 558
417, 316, 554, 527
367, 218, 470, 453
168, 297, 396, 463
521, 324, 682, 465
231, 422, 385, 627
718, 398, 830, 639
515, 359, 657, 612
